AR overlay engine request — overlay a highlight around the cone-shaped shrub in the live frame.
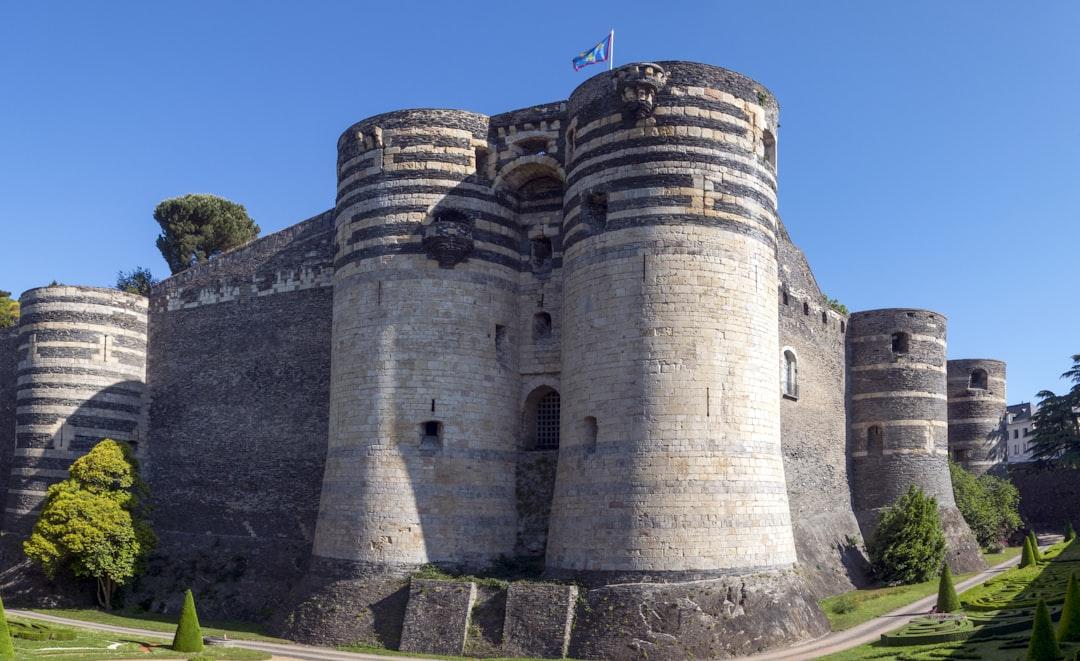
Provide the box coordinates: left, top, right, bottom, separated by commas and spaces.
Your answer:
1030, 531, 1044, 562
1022, 536, 1037, 568
1027, 598, 1062, 661
1059, 573, 1080, 642
936, 562, 961, 613
0, 596, 14, 660
1066, 522, 1076, 543
172, 589, 203, 653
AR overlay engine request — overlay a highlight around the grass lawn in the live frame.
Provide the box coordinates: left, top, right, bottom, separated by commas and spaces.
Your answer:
26, 608, 287, 644
5, 615, 271, 661
819, 539, 1077, 660
818, 546, 1021, 631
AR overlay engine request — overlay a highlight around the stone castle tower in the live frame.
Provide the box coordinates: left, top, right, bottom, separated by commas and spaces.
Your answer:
0, 61, 1009, 659
947, 358, 1007, 473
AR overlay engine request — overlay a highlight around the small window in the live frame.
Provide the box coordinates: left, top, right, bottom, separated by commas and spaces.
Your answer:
585, 191, 608, 229
474, 146, 491, 182
517, 137, 549, 156
566, 128, 576, 158
762, 129, 776, 168
969, 369, 988, 390
840, 321, 846, 333
536, 391, 561, 449
891, 332, 910, 354
531, 237, 553, 273
782, 350, 798, 398
495, 325, 510, 368
867, 425, 884, 454
1024, 427, 1030, 437
1014, 429, 1019, 439
421, 421, 442, 449
584, 416, 598, 452
803, 302, 810, 315
533, 312, 552, 341
822, 310, 828, 324
434, 208, 470, 225
781, 289, 789, 305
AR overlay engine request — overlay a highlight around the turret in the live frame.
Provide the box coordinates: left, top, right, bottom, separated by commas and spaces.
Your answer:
946, 359, 1007, 474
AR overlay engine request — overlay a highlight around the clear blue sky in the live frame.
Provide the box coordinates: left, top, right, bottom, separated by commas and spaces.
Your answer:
1, 1, 1076, 403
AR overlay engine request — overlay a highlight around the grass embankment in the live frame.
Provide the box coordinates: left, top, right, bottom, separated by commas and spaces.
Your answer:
26, 608, 286, 643
819, 546, 1021, 631
6, 615, 270, 661
821, 539, 1078, 660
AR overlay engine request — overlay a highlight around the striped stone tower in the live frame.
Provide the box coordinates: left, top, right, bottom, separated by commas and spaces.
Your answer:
847, 308, 984, 572
6, 286, 148, 533
947, 359, 1007, 474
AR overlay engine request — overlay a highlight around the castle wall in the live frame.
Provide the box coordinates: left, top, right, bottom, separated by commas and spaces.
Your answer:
1009, 464, 1080, 531
141, 212, 334, 618
847, 309, 984, 572
947, 359, 1006, 474
776, 227, 868, 596
5, 286, 148, 535
0, 328, 17, 530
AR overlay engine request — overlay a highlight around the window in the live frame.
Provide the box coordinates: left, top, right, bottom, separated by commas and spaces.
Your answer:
533, 312, 552, 342
420, 421, 442, 449
584, 416, 598, 452
782, 290, 789, 305
1024, 427, 1030, 436
531, 237, 553, 273
517, 137, 549, 156
536, 391, 561, 449
891, 332, 910, 355
969, 368, 988, 390
782, 350, 798, 398
585, 191, 608, 229
474, 146, 490, 182
867, 425, 884, 454
1013, 429, 1019, 439
803, 302, 810, 315
840, 321, 846, 333
762, 129, 776, 168
822, 310, 828, 324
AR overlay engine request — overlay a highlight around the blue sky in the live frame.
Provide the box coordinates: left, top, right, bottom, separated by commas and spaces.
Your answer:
1, 1, 1076, 402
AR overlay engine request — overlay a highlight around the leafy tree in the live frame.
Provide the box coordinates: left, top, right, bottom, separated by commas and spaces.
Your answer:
1059, 573, 1080, 642
23, 439, 155, 609
1028, 598, 1062, 660
0, 291, 18, 330
824, 296, 849, 315
867, 485, 947, 584
1030, 355, 1080, 468
936, 562, 960, 613
116, 268, 158, 296
154, 194, 259, 274
0, 596, 13, 660
172, 589, 203, 653
950, 461, 1022, 549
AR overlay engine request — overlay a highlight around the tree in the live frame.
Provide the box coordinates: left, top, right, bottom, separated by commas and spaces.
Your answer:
116, 268, 158, 296
0, 596, 13, 660
1030, 355, 1080, 468
23, 439, 155, 609
0, 291, 18, 330
950, 461, 1023, 549
1058, 573, 1080, 642
867, 485, 947, 584
1028, 598, 1062, 660
824, 296, 849, 315
154, 194, 259, 274
936, 562, 960, 613
1021, 536, 1037, 568
172, 589, 203, 653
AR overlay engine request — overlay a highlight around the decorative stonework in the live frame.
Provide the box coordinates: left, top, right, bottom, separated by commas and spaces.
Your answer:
615, 62, 669, 118
421, 209, 474, 268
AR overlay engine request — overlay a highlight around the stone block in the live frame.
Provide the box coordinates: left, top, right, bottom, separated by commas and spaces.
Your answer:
502, 582, 577, 659
399, 579, 476, 656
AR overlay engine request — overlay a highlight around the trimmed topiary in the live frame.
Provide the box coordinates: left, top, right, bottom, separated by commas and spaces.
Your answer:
937, 562, 961, 613
1022, 536, 1037, 568
172, 589, 204, 653
1027, 598, 1061, 660
0, 596, 13, 660
1058, 572, 1080, 642
1031, 531, 1044, 562
1066, 522, 1076, 543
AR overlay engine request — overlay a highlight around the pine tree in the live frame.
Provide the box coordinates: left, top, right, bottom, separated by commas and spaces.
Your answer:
1027, 598, 1062, 660
1022, 536, 1037, 568
867, 485, 947, 584
0, 596, 14, 660
936, 562, 961, 613
1059, 573, 1080, 642
172, 589, 204, 653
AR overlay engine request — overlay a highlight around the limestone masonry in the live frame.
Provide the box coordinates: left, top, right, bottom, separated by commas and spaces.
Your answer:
0, 61, 1010, 659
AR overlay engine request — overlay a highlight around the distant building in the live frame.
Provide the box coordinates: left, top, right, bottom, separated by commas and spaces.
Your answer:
1005, 402, 1037, 463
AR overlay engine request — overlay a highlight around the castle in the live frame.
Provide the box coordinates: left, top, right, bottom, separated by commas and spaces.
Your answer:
0, 61, 1011, 659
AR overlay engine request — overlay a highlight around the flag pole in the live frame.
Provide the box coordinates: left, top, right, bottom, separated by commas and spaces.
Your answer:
609, 29, 615, 70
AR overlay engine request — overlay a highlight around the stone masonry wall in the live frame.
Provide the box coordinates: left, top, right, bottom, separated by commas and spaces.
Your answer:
776, 224, 869, 596
0, 328, 17, 530
140, 212, 334, 619
947, 359, 1007, 474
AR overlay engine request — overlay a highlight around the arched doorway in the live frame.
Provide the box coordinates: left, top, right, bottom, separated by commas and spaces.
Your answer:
516, 385, 561, 559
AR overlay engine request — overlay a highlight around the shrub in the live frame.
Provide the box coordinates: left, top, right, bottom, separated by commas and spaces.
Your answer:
1067, 522, 1076, 543
1027, 598, 1061, 660
936, 563, 961, 613
172, 589, 203, 653
950, 462, 1023, 549
830, 593, 857, 614
1022, 536, 1037, 568
868, 485, 947, 584
1059, 573, 1080, 642
1030, 531, 1044, 562
0, 597, 12, 660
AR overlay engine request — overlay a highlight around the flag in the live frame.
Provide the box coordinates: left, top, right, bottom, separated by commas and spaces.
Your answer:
572, 31, 613, 71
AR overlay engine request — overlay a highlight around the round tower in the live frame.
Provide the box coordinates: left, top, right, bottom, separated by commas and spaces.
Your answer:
847, 309, 984, 572
6, 286, 148, 533
947, 359, 1007, 474
310, 108, 521, 573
